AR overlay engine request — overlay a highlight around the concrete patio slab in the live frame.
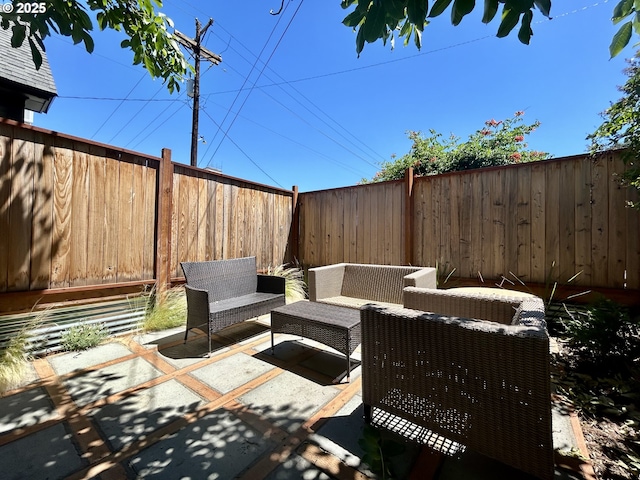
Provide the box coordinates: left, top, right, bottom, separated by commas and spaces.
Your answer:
1, 423, 87, 480
238, 370, 342, 434
90, 378, 205, 450
0, 317, 594, 480
63, 356, 164, 407
190, 351, 277, 394
126, 407, 275, 479
0, 386, 56, 434
48, 341, 134, 375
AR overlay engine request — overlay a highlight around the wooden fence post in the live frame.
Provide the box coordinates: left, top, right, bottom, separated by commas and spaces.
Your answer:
404, 167, 414, 266
155, 148, 173, 303
290, 185, 300, 263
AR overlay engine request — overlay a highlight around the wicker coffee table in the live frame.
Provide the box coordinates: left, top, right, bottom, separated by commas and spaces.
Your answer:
270, 301, 361, 382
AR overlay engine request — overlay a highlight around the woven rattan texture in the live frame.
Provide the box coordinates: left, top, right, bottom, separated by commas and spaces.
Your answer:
181, 257, 285, 351
309, 263, 436, 308
341, 265, 424, 304
271, 302, 361, 356
361, 301, 553, 480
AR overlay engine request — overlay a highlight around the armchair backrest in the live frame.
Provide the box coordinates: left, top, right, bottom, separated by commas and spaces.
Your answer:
181, 256, 258, 302
342, 264, 424, 304
403, 287, 544, 326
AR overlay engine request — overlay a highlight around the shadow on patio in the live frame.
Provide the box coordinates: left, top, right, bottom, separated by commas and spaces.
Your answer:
0, 316, 590, 480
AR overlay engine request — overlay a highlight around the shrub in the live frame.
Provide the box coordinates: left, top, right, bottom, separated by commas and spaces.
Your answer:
61, 323, 109, 351
0, 328, 31, 392
142, 287, 187, 332
266, 263, 307, 303
561, 298, 640, 370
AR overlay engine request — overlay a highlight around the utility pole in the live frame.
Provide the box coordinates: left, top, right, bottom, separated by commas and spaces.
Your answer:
175, 19, 222, 167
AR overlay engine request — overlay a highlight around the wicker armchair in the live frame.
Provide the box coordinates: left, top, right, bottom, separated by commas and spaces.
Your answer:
181, 256, 285, 352
361, 288, 553, 480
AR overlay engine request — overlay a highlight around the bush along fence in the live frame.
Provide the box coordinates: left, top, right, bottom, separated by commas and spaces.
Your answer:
296, 151, 640, 303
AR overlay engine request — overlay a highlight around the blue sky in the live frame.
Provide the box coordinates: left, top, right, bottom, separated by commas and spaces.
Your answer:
33, 0, 633, 192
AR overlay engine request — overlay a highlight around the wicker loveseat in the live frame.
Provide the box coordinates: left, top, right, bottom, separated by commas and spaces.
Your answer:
361, 287, 553, 480
308, 263, 436, 309
181, 256, 285, 352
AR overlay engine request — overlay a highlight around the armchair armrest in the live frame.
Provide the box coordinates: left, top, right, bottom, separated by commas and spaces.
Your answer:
184, 284, 210, 330
257, 274, 286, 294
308, 263, 346, 301
404, 267, 437, 289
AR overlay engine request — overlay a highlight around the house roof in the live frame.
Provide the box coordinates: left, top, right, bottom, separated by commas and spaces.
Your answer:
0, 27, 57, 113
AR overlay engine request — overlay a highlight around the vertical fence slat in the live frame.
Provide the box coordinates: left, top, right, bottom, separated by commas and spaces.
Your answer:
530, 163, 546, 282
117, 159, 134, 282
516, 166, 532, 282
0, 124, 12, 292
86, 147, 106, 285
591, 156, 609, 286
504, 167, 519, 279
609, 154, 628, 287
558, 160, 576, 281
544, 161, 560, 283
574, 158, 593, 285
51, 140, 73, 288
103, 155, 119, 284
30, 132, 53, 290
129, 159, 145, 282
8, 129, 34, 291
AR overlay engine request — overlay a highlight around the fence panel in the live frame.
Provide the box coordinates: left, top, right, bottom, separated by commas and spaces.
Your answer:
297, 152, 640, 292
298, 182, 405, 267
170, 165, 293, 275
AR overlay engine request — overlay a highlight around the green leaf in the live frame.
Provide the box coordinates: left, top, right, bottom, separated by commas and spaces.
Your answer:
533, 0, 551, 17
83, 31, 95, 53
11, 24, 26, 48
497, 7, 520, 37
341, 0, 358, 8
343, 8, 367, 27
414, 25, 423, 48
482, 0, 499, 23
407, 0, 429, 28
610, 20, 633, 57
356, 23, 366, 55
428, 0, 454, 18
28, 38, 43, 70
362, 2, 387, 42
452, 0, 475, 25
613, 0, 634, 24
387, 0, 408, 18
518, 10, 533, 44
634, 11, 640, 34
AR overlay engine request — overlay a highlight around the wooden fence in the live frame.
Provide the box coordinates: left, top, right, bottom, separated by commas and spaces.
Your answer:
0, 120, 295, 313
297, 151, 640, 293
2, 117, 638, 315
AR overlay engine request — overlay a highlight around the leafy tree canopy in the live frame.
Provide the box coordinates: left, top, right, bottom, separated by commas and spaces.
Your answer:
341, 0, 639, 58
589, 50, 640, 209
0, 0, 189, 92
362, 112, 550, 183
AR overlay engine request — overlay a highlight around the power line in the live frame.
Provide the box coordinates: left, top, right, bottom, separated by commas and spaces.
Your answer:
200, 107, 284, 188
200, 1, 299, 166
202, 96, 371, 177
91, 73, 147, 139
